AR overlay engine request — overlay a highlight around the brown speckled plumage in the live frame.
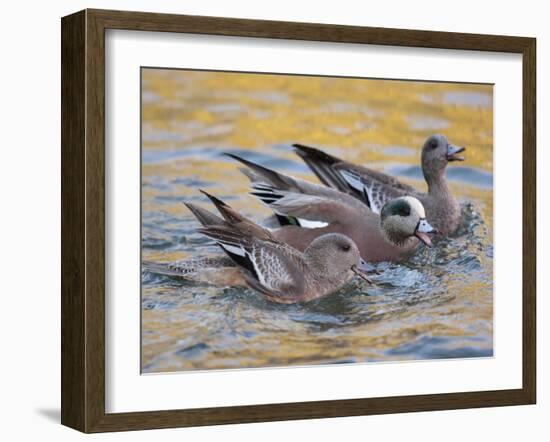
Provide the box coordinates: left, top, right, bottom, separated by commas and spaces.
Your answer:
182, 192, 366, 303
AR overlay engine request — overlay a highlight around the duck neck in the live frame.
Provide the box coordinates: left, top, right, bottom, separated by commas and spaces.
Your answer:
425, 168, 451, 199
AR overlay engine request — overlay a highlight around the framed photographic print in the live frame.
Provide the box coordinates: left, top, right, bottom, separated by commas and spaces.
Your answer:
61, 9, 536, 433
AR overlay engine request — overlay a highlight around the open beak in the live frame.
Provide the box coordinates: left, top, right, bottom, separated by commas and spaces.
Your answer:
414, 219, 438, 247
446, 144, 466, 162
352, 258, 374, 284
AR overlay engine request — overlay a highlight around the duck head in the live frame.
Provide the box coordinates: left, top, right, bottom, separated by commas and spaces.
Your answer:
305, 233, 371, 282
421, 134, 466, 183
380, 196, 437, 247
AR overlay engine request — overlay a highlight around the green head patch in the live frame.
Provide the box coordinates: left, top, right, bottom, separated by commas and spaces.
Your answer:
381, 198, 411, 219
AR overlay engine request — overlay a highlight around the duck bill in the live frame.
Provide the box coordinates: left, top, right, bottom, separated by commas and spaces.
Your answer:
352, 258, 374, 284
415, 219, 438, 247
415, 231, 433, 247
446, 144, 466, 162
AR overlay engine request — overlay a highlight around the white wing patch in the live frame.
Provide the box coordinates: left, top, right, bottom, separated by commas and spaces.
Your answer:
296, 218, 329, 229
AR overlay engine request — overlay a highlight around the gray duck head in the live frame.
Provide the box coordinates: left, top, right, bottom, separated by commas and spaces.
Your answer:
304, 233, 371, 281
420, 134, 466, 184
380, 196, 437, 246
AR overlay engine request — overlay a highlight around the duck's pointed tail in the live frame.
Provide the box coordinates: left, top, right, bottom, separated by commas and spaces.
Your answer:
184, 201, 224, 227
224, 153, 294, 190
199, 189, 252, 225
292, 143, 350, 192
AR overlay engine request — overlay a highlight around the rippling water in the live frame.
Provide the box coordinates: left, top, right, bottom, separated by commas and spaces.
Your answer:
141, 69, 493, 373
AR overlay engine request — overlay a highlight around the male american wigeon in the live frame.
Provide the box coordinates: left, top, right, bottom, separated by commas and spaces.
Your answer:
226, 154, 437, 263
293, 134, 466, 235
184, 191, 371, 304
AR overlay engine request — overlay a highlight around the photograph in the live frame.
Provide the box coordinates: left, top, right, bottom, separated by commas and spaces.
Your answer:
140, 68, 494, 374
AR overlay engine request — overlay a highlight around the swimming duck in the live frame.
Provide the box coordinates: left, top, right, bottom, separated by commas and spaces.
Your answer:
293, 134, 465, 235
227, 154, 437, 262
185, 191, 371, 303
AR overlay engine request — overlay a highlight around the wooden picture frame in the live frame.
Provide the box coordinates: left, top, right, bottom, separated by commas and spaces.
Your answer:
61, 8, 536, 433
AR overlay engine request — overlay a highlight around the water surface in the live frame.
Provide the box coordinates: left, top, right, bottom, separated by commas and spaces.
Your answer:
141, 69, 493, 373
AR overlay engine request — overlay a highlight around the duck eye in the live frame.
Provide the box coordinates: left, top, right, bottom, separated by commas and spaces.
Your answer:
397, 204, 411, 217
430, 139, 439, 149
341, 244, 351, 252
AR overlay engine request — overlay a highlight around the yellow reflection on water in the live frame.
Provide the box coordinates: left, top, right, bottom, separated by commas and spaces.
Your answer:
141, 68, 493, 372
142, 69, 492, 165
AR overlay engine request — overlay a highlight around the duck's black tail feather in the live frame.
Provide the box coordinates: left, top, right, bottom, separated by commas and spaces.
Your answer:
292, 143, 350, 192
224, 152, 293, 190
